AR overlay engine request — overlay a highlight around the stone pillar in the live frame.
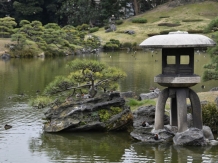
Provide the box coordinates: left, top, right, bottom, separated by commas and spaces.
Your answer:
170, 97, 178, 126
155, 88, 169, 130
176, 88, 188, 132
189, 89, 203, 129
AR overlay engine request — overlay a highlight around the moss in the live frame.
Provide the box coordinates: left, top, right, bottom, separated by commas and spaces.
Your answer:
111, 106, 122, 115
98, 109, 111, 122
98, 107, 123, 122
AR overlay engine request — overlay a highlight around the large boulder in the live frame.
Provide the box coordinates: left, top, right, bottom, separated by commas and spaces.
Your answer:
132, 105, 169, 128
43, 92, 133, 132
173, 128, 206, 146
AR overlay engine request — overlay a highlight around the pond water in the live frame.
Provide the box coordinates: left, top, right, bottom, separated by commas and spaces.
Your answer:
0, 51, 218, 162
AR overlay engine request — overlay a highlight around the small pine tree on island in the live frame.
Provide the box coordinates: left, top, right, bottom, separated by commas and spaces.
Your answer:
30, 59, 127, 108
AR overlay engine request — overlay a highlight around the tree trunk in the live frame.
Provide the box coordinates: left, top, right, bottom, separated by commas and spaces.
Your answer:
133, 0, 139, 15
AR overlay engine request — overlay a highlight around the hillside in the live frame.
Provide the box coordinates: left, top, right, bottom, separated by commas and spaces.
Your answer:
94, 1, 218, 45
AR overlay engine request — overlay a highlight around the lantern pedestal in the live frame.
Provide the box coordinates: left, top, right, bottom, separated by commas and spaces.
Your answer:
154, 87, 202, 133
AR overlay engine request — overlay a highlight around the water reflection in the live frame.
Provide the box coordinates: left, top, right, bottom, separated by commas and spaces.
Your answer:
29, 132, 132, 162
28, 131, 218, 163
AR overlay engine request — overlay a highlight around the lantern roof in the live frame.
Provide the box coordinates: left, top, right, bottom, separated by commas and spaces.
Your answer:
139, 31, 216, 48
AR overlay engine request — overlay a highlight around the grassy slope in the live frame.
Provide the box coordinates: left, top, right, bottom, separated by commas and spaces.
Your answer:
94, 1, 218, 45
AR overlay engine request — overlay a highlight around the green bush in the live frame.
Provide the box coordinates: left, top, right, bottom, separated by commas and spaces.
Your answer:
103, 43, 119, 50
159, 16, 170, 18
147, 33, 159, 37
89, 27, 99, 33
158, 23, 181, 27
182, 19, 203, 22
187, 29, 203, 34
29, 96, 53, 109
122, 42, 132, 48
204, 16, 218, 33
202, 102, 218, 133
115, 20, 123, 25
76, 24, 89, 31
160, 29, 176, 35
132, 18, 147, 23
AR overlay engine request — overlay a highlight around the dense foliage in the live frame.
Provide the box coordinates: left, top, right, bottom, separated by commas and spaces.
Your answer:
1, 17, 101, 57
0, 0, 166, 26
203, 17, 218, 81
202, 102, 218, 133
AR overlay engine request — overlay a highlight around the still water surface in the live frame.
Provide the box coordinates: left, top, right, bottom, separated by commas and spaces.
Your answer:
0, 51, 218, 162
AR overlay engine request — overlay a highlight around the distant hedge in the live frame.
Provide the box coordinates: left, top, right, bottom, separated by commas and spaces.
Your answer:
159, 29, 177, 34
158, 23, 181, 27
147, 33, 159, 37
182, 19, 203, 22
132, 18, 147, 23
187, 29, 203, 34
89, 27, 99, 33
159, 16, 170, 18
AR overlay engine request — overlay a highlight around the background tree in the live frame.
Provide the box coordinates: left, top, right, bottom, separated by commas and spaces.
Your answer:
58, 0, 98, 26
0, 0, 14, 18
13, 0, 44, 23
98, 0, 129, 23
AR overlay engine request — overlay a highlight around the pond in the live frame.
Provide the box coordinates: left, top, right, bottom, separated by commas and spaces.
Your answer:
0, 51, 218, 162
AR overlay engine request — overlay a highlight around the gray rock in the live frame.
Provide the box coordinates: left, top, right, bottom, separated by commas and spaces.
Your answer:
124, 30, 135, 35
203, 126, 214, 140
173, 128, 206, 146
139, 88, 160, 100
132, 105, 169, 128
1, 53, 10, 60
130, 128, 174, 143
43, 92, 133, 132
210, 87, 218, 91
120, 91, 136, 98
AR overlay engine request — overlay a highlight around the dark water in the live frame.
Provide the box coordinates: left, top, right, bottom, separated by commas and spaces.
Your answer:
0, 51, 218, 162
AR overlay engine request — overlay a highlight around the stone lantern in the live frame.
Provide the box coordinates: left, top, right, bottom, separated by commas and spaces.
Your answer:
140, 31, 216, 133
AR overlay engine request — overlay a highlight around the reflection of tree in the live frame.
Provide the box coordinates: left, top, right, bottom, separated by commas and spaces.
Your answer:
29, 132, 131, 162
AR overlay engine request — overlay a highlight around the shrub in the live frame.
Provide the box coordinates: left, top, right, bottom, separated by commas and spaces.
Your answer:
202, 102, 218, 133
159, 16, 170, 18
158, 23, 181, 27
122, 42, 132, 48
29, 96, 53, 109
76, 24, 89, 31
182, 19, 203, 22
89, 27, 99, 33
115, 20, 123, 25
159, 29, 176, 34
187, 30, 203, 34
147, 33, 159, 37
132, 18, 147, 23
103, 43, 119, 50
204, 16, 218, 33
